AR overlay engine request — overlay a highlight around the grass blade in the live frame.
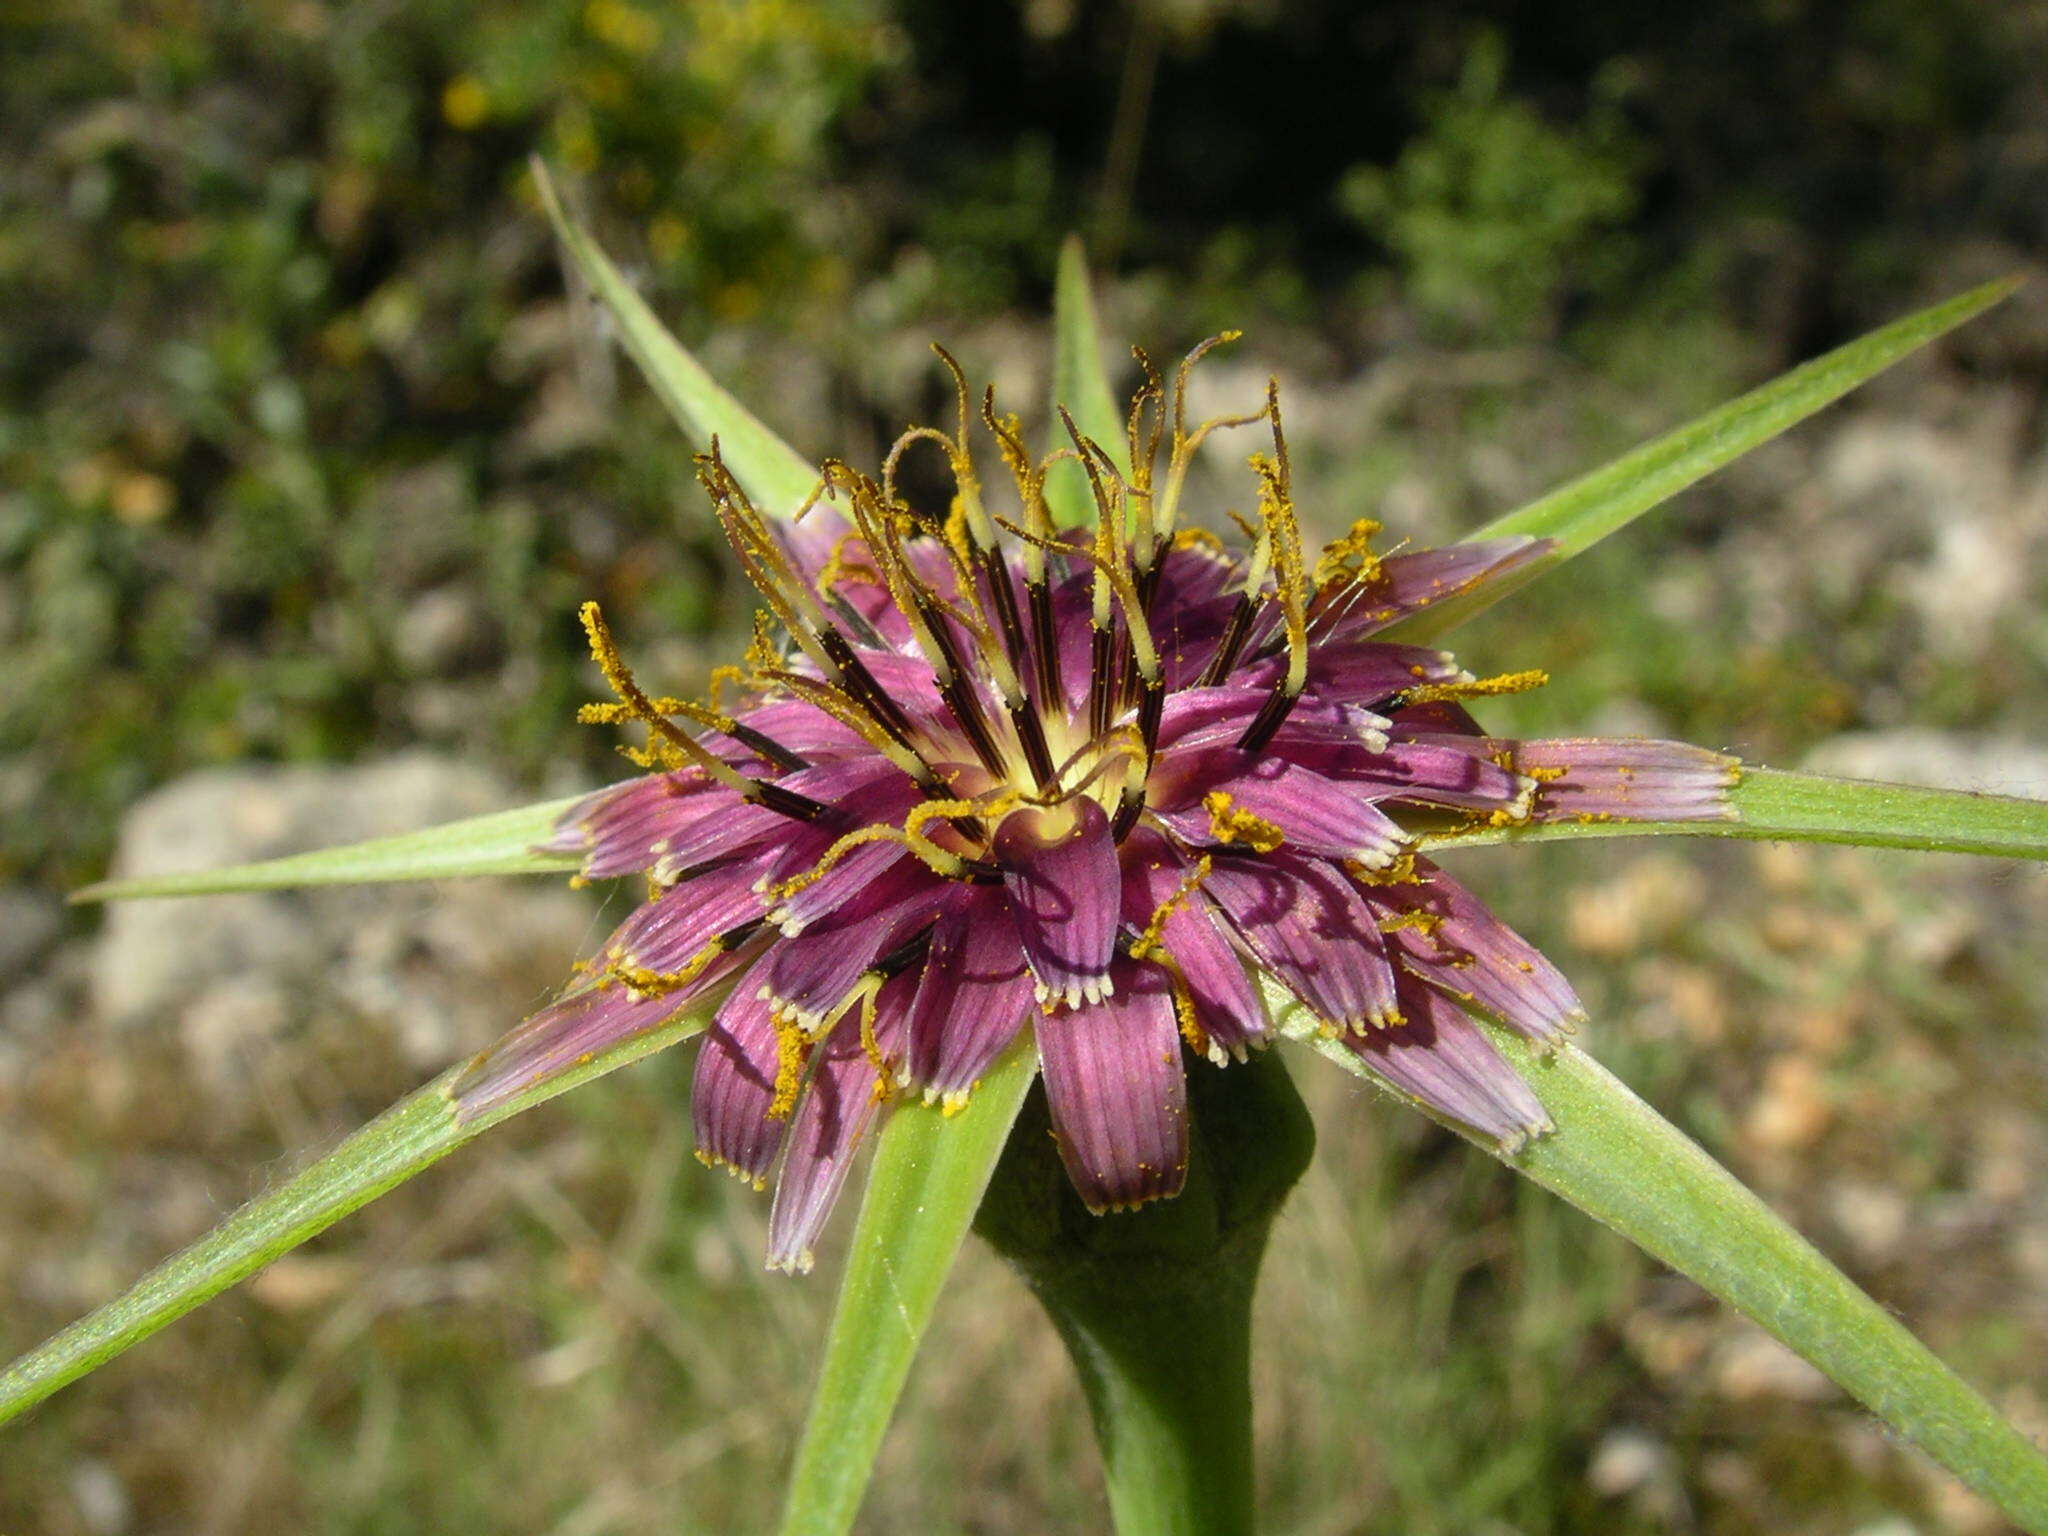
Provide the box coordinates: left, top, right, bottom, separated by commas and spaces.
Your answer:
0, 1004, 714, 1427
1287, 995, 2048, 1532
1389, 276, 2020, 641
72, 796, 582, 902
533, 159, 819, 517
779, 1037, 1038, 1536
1044, 235, 1129, 530
1423, 765, 2048, 861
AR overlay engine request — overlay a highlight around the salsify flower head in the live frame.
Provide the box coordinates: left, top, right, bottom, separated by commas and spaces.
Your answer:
451, 345, 1739, 1273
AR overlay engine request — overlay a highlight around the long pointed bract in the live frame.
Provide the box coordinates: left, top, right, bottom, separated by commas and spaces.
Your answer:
1386, 276, 2021, 642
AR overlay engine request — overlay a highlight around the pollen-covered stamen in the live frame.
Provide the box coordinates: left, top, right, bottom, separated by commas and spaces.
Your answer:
1154, 332, 1270, 543
580, 602, 827, 822
928, 344, 1003, 551
576, 696, 811, 775
1127, 854, 1213, 961
1124, 348, 1166, 574
767, 796, 1014, 923
1388, 668, 1551, 711
699, 450, 847, 677
758, 668, 937, 787
976, 395, 1068, 753
1204, 790, 1286, 852
1235, 390, 1313, 756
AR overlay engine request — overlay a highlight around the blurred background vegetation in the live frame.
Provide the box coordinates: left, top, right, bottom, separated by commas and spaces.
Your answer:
4, 1, 2047, 1532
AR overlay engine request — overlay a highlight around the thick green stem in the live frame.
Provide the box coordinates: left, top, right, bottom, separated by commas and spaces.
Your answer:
974, 1050, 1315, 1536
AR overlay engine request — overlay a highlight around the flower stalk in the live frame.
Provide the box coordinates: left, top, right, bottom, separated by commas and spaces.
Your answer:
974, 1049, 1316, 1536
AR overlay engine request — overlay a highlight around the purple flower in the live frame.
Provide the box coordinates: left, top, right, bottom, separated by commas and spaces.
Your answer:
451, 354, 1739, 1273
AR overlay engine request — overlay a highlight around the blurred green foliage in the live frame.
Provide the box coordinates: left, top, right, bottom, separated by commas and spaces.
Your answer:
0, 0, 904, 887
1337, 30, 1648, 338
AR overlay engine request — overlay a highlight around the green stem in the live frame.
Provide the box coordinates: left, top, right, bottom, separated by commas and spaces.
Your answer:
974, 1050, 1315, 1536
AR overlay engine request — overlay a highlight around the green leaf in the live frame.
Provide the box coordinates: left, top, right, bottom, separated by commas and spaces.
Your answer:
1044, 235, 1130, 531
780, 1037, 1038, 1536
1286, 993, 2048, 1532
532, 159, 819, 517
0, 1003, 715, 1427
1422, 766, 2048, 861
71, 796, 583, 902
1389, 276, 2021, 642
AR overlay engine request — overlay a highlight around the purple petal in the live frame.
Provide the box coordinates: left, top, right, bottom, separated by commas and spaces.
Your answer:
450, 948, 751, 1120
1516, 738, 1741, 822
1202, 851, 1401, 1030
1341, 974, 1551, 1148
1317, 537, 1552, 638
1154, 753, 1410, 870
606, 860, 767, 972
1319, 738, 1531, 814
995, 797, 1123, 1008
556, 754, 918, 882
690, 957, 787, 1185
1120, 832, 1266, 1059
1036, 963, 1189, 1212
905, 885, 1037, 1100
758, 862, 947, 1030
1373, 858, 1583, 1042
765, 838, 913, 936
1154, 686, 1388, 758
550, 773, 731, 879
1299, 639, 1468, 707
765, 970, 915, 1273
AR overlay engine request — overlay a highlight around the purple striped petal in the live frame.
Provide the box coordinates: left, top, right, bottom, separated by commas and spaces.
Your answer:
1341, 973, 1551, 1148
1155, 686, 1388, 757
1120, 832, 1266, 1059
606, 861, 767, 972
1321, 738, 1531, 814
550, 773, 731, 879
1300, 640, 1467, 708
765, 839, 914, 936
1374, 858, 1583, 1042
450, 946, 752, 1121
1317, 537, 1551, 638
1202, 851, 1401, 1030
757, 863, 947, 1030
765, 971, 915, 1273
690, 957, 787, 1185
1155, 753, 1410, 870
995, 797, 1123, 1008
1036, 963, 1189, 1213
905, 884, 1037, 1100
1516, 738, 1741, 822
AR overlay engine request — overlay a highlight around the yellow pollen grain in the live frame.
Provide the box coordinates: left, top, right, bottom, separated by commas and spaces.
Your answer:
816, 530, 883, 594
1312, 516, 1385, 590
1375, 910, 1443, 937
1348, 849, 1422, 886
1204, 791, 1284, 853
1172, 986, 1210, 1057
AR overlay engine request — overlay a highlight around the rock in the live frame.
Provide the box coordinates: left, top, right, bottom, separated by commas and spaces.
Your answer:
1709, 1327, 1837, 1403
0, 885, 62, 973
92, 754, 595, 1085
